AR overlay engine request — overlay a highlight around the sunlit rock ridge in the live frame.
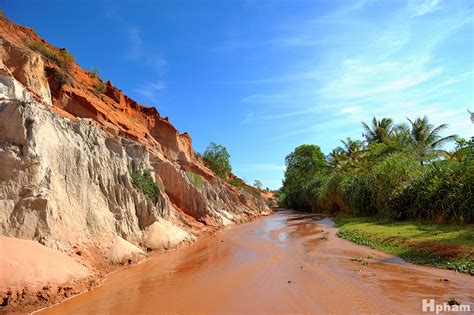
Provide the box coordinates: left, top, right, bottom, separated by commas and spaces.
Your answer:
0, 18, 271, 267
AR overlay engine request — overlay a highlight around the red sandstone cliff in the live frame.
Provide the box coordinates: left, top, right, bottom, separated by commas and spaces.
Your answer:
0, 16, 272, 313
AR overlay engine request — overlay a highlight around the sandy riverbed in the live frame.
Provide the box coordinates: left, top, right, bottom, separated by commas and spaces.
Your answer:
38, 211, 473, 314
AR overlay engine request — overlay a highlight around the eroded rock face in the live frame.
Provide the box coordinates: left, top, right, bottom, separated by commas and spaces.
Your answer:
0, 96, 167, 248
0, 17, 271, 266
0, 36, 52, 105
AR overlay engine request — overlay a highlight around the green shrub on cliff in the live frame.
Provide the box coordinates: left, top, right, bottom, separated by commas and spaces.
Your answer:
0, 10, 9, 21
253, 179, 263, 190
93, 82, 106, 94
226, 178, 244, 188
131, 169, 158, 201
25, 40, 75, 70
88, 67, 101, 79
203, 142, 232, 178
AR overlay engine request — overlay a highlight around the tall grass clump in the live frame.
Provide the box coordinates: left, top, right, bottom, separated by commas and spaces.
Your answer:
396, 156, 473, 223
367, 153, 424, 219
343, 174, 375, 216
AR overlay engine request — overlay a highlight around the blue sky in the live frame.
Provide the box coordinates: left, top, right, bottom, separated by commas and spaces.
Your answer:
3, 0, 473, 189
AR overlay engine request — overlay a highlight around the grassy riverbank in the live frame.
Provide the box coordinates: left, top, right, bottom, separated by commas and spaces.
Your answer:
334, 216, 474, 275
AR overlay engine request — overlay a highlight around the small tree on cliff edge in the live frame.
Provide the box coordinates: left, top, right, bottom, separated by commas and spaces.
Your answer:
203, 142, 232, 178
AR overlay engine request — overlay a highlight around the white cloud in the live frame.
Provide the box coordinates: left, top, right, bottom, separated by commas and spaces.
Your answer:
125, 27, 143, 60
340, 106, 362, 115
234, 0, 473, 149
134, 81, 166, 102
105, 9, 168, 74
124, 26, 167, 72
410, 0, 441, 17
243, 106, 321, 123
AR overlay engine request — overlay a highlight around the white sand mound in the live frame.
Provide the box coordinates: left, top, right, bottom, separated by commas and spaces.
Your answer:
0, 236, 90, 291
143, 219, 193, 250
109, 236, 145, 264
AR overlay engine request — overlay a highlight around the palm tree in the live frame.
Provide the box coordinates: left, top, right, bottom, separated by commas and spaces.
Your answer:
361, 117, 394, 143
407, 116, 457, 164
327, 147, 346, 168
389, 123, 412, 148
444, 138, 473, 162
340, 137, 364, 160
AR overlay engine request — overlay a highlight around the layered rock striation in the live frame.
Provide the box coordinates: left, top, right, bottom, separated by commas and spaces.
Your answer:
0, 17, 271, 312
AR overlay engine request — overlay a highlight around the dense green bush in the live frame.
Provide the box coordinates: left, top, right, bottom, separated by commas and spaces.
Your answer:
131, 169, 158, 201
280, 144, 326, 210
0, 9, 9, 21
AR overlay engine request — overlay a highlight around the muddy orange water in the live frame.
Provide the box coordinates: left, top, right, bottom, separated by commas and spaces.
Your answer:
39, 211, 473, 314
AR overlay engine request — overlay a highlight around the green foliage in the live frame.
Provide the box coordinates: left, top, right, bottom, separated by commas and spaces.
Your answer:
280, 144, 326, 210
340, 175, 366, 215
362, 117, 394, 144
277, 191, 287, 207
395, 155, 473, 223
225, 178, 261, 199
279, 115, 468, 223
253, 179, 263, 190
367, 153, 424, 218
88, 67, 101, 79
131, 169, 158, 201
0, 9, 9, 21
327, 147, 346, 169
446, 138, 474, 161
194, 151, 203, 159
26, 41, 50, 57
203, 142, 232, 178
226, 178, 244, 188
59, 49, 75, 67
93, 82, 106, 94
316, 172, 349, 213
407, 115, 457, 164
186, 171, 205, 189
340, 137, 364, 160
26, 40, 75, 70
